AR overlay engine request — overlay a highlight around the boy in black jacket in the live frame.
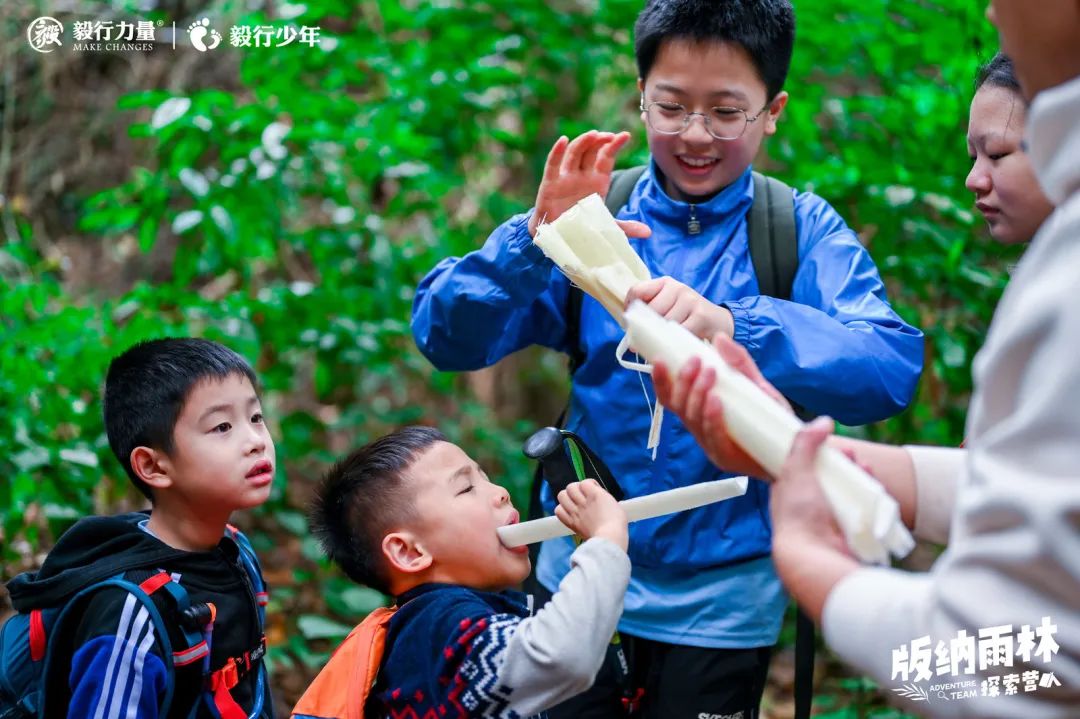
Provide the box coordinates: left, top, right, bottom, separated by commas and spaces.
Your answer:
4, 338, 275, 719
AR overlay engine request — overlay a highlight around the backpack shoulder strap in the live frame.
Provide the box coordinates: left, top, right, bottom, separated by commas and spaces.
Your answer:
748, 171, 799, 301
605, 166, 647, 216
565, 284, 586, 376
291, 606, 398, 719
226, 524, 269, 622
565, 165, 648, 374
40, 575, 185, 717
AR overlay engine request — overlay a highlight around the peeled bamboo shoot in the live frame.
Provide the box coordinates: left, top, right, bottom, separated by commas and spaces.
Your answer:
623, 300, 915, 564
533, 192, 651, 322
498, 476, 748, 547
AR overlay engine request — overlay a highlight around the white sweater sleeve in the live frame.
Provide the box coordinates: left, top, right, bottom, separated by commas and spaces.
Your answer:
903, 445, 965, 544
820, 204, 1080, 716
495, 538, 630, 716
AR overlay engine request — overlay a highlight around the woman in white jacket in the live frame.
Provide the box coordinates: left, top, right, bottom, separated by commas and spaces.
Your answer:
653, 0, 1080, 716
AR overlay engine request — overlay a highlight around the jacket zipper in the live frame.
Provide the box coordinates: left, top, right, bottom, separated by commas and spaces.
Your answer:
688, 204, 701, 235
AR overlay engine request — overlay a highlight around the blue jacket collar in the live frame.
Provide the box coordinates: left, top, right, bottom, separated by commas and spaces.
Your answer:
638, 160, 754, 226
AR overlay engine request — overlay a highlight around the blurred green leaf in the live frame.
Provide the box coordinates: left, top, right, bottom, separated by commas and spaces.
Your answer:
297, 614, 353, 641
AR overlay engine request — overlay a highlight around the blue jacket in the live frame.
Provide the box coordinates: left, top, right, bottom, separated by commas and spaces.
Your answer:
411, 163, 923, 641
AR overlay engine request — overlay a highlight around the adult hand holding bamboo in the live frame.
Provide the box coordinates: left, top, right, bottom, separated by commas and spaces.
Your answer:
653, 332, 795, 478
626, 300, 914, 564
625, 276, 736, 343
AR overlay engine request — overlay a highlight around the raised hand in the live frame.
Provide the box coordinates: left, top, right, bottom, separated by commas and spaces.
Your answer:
528, 130, 651, 240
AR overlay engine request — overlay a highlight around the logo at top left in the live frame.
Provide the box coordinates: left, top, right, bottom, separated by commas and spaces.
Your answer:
27, 17, 64, 53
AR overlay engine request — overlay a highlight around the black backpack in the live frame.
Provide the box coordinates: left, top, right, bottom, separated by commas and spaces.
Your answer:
529, 165, 815, 719
0, 525, 270, 719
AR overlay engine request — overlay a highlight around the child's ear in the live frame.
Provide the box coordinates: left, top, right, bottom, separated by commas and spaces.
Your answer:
382, 531, 433, 575
764, 91, 789, 136
130, 446, 174, 491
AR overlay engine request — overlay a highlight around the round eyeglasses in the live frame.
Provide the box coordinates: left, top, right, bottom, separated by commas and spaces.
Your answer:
640, 95, 770, 141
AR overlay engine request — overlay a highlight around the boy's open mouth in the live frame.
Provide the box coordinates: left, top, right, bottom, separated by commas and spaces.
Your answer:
245, 460, 274, 485
502, 511, 529, 554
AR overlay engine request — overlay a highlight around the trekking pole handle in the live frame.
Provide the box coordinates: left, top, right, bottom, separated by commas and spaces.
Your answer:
523, 426, 579, 496
497, 476, 748, 547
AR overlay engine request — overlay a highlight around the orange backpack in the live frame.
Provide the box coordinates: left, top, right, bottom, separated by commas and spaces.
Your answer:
291, 606, 397, 719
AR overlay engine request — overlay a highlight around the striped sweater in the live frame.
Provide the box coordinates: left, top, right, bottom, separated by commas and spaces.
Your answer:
374, 538, 631, 718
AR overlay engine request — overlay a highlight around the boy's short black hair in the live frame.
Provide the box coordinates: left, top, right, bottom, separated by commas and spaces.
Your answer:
309, 426, 446, 595
634, 0, 796, 100
976, 52, 1021, 96
104, 337, 259, 500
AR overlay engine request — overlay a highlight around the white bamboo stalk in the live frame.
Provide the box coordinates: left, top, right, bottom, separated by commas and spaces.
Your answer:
574, 193, 651, 281
497, 476, 749, 547
623, 300, 915, 564
532, 193, 651, 323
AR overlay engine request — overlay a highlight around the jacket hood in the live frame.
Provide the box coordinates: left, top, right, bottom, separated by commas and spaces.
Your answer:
5, 512, 191, 610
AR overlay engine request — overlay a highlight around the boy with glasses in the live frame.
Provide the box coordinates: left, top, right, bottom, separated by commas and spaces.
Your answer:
412, 1, 924, 716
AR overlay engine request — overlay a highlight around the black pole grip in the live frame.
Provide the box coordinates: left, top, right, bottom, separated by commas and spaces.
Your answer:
522, 426, 578, 496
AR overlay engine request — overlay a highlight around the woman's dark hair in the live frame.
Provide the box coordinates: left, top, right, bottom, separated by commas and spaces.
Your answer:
976, 52, 1021, 95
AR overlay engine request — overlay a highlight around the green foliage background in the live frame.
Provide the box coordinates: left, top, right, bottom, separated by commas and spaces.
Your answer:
1, 0, 1013, 714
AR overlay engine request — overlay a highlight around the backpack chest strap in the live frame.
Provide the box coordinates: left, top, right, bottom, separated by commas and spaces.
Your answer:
209, 635, 267, 690
207, 635, 267, 719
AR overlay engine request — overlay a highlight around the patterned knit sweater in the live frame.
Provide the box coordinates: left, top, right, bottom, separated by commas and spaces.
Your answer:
373, 538, 631, 719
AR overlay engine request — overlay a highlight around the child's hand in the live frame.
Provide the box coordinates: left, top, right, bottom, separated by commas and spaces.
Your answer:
554, 479, 629, 551
527, 131, 652, 240
625, 277, 734, 341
